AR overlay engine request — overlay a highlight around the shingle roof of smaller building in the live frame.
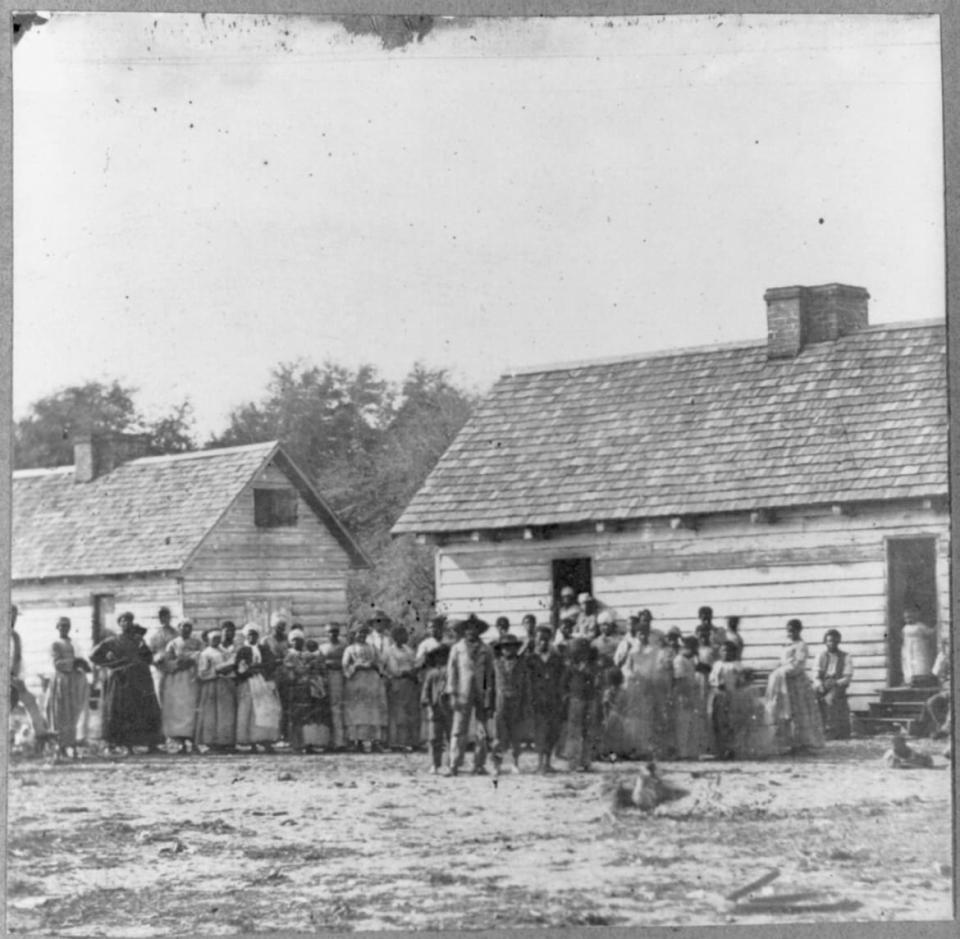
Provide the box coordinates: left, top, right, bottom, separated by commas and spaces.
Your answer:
393, 320, 947, 534
12, 441, 368, 580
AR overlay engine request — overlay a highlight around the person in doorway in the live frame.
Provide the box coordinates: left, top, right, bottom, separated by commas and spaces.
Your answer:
814, 629, 854, 740
765, 619, 825, 752
446, 614, 497, 776
901, 606, 937, 686
319, 623, 347, 749
46, 616, 91, 759
89, 612, 164, 754
557, 586, 581, 626
527, 624, 566, 774
158, 620, 202, 753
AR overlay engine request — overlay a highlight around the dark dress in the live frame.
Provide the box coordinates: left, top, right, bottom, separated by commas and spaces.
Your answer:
90, 634, 163, 748
526, 649, 566, 756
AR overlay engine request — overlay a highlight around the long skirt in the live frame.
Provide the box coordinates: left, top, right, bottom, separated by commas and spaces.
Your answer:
388, 676, 421, 748
766, 670, 825, 750
161, 671, 199, 739
344, 669, 385, 743
46, 670, 88, 748
100, 665, 164, 748
195, 677, 236, 747
673, 683, 706, 759
288, 680, 331, 750
326, 670, 346, 748
235, 677, 281, 745
618, 676, 659, 758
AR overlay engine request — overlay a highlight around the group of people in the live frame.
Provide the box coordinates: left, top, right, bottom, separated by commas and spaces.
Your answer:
23, 588, 890, 773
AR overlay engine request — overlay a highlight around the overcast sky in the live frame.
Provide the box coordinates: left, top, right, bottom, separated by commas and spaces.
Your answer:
13, 13, 944, 439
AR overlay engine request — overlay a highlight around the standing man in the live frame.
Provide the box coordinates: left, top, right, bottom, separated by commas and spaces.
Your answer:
527, 624, 566, 774
446, 614, 497, 776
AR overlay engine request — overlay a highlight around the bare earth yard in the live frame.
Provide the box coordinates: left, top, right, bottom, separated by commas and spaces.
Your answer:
6, 738, 953, 935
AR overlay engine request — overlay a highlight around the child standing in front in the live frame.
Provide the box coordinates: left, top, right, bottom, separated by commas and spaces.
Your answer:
562, 638, 602, 772
492, 632, 531, 773
420, 644, 452, 774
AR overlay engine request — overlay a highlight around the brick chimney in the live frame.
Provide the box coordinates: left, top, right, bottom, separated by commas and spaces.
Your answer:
764, 283, 869, 359
73, 432, 150, 483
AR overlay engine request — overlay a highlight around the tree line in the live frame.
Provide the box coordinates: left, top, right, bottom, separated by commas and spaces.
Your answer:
13, 362, 478, 623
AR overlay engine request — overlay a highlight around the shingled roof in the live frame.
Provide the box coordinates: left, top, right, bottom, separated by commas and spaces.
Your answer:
13, 441, 368, 580
393, 320, 946, 534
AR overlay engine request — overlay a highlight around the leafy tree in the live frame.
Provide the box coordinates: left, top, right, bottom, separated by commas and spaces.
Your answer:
213, 360, 477, 619
14, 380, 196, 469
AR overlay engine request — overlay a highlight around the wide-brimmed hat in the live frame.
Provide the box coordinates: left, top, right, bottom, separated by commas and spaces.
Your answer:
366, 608, 391, 625
498, 632, 522, 648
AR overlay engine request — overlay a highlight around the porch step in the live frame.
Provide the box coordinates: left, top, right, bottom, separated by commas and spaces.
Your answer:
852, 715, 922, 737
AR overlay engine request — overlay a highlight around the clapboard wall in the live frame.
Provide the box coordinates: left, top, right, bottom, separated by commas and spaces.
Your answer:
181, 461, 351, 636
433, 502, 950, 711
12, 576, 182, 694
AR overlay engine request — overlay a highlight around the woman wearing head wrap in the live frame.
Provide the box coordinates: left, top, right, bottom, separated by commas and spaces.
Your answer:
230, 624, 282, 752
195, 628, 236, 751
46, 617, 91, 758
283, 627, 331, 752
342, 624, 386, 752
156, 620, 203, 754
383, 625, 420, 751
319, 624, 347, 749
90, 614, 164, 754
765, 619, 825, 752
814, 629, 854, 740
611, 610, 668, 759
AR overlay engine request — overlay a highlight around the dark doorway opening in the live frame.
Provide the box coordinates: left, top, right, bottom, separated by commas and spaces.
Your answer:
551, 557, 592, 627
886, 537, 938, 687
91, 594, 115, 646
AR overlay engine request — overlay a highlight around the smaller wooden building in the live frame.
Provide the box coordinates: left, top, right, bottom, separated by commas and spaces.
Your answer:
12, 438, 368, 692
394, 283, 948, 714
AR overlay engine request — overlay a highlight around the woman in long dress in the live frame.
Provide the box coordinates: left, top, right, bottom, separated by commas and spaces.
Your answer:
283, 629, 330, 752
342, 624, 385, 751
157, 620, 203, 753
319, 624, 347, 749
384, 625, 420, 750
195, 628, 236, 751
90, 613, 164, 754
765, 618, 825, 752
46, 617, 90, 758
232, 624, 281, 752
673, 636, 706, 759
613, 611, 666, 758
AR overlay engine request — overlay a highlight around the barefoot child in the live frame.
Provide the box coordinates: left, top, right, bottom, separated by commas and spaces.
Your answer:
493, 632, 531, 773
527, 624, 566, 774
562, 638, 602, 772
420, 644, 452, 774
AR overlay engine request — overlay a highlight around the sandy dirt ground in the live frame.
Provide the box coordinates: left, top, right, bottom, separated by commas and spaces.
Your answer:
5, 737, 953, 935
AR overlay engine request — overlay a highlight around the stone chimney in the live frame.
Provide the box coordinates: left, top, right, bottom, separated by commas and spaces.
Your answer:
764, 283, 869, 359
73, 432, 150, 483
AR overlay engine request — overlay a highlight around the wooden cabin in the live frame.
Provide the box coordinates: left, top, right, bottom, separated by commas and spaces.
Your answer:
12, 438, 368, 693
393, 284, 948, 714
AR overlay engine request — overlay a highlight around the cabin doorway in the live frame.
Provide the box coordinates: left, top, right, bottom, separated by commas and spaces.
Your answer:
551, 557, 592, 627
886, 537, 938, 687
91, 594, 115, 646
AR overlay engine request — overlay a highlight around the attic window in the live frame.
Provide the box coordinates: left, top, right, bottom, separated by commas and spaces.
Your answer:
254, 488, 298, 528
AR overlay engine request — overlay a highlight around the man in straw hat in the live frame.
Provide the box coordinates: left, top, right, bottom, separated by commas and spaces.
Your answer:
446, 613, 496, 776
